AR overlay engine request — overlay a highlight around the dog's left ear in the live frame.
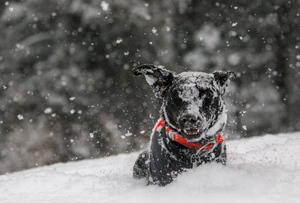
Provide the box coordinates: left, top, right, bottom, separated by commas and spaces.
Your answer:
213, 71, 236, 95
132, 64, 174, 97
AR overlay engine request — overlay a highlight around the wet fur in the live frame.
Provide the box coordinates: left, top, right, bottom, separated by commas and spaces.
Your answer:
132, 64, 235, 186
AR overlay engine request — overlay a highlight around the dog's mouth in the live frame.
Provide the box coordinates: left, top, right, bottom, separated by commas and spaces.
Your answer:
183, 128, 201, 135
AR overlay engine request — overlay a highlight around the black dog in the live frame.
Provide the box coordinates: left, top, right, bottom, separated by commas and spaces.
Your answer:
132, 64, 235, 186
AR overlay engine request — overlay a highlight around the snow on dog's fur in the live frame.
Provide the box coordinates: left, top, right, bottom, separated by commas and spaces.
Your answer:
132, 64, 235, 186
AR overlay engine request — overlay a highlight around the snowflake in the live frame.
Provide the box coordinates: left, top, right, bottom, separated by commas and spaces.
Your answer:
101, 1, 109, 11
44, 108, 52, 114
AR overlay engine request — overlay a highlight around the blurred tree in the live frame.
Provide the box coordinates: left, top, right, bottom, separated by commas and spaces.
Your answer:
0, 0, 299, 174
0, 0, 175, 174
173, 0, 300, 137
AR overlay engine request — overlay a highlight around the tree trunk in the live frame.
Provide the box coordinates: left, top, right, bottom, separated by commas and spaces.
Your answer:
273, 2, 291, 130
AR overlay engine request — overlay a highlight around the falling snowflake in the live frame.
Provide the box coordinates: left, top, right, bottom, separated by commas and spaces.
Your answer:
116, 38, 123, 44
232, 22, 238, 27
125, 131, 133, 137
44, 108, 52, 114
151, 27, 157, 34
17, 114, 24, 120
89, 133, 94, 138
101, 1, 109, 11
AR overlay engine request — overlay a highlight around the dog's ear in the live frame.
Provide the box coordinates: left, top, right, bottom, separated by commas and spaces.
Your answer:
132, 64, 174, 97
213, 71, 236, 95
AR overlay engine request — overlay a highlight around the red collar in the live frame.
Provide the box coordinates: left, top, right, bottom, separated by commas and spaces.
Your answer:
154, 118, 224, 151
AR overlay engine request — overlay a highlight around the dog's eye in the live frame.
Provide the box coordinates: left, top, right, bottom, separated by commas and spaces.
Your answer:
203, 96, 212, 106
170, 90, 184, 104
202, 92, 213, 106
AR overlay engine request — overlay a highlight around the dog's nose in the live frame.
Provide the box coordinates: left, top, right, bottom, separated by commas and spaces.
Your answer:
180, 113, 198, 126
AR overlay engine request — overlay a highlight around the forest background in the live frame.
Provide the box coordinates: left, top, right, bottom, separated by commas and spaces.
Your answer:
0, 0, 299, 174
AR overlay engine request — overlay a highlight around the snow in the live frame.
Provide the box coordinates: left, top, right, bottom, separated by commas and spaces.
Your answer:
17, 114, 24, 120
194, 24, 220, 50
205, 107, 227, 137
101, 1, 109, 11
1, 132, 300, 203
44, 108, 52, 114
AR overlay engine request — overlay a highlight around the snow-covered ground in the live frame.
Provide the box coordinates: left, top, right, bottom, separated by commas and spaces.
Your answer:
1, 132, 300, 203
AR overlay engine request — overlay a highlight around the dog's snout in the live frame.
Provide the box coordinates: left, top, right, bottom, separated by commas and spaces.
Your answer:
180, 113, 198, 125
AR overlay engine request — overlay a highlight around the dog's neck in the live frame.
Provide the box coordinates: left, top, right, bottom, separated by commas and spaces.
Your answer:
154, 118, 225, 151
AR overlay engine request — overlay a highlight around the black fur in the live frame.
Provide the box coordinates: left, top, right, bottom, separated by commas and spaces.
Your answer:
132, 64, 235, 186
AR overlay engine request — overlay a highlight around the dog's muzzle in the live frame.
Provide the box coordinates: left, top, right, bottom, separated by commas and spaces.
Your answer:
178, 113, 206, 136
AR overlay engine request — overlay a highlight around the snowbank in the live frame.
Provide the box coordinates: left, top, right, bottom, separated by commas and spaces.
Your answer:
0, 132, 300, 203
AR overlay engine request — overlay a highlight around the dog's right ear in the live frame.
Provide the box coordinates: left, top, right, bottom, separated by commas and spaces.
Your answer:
213, 71, 236, 95
132, 64, 174, 97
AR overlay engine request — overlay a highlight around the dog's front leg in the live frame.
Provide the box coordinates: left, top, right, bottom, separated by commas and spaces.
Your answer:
133, 150, 149, 179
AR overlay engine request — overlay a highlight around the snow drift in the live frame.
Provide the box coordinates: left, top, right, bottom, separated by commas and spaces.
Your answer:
0, 132, 300, 203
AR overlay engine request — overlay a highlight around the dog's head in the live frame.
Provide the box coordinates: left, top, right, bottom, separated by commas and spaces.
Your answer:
133, 64, 235, 142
